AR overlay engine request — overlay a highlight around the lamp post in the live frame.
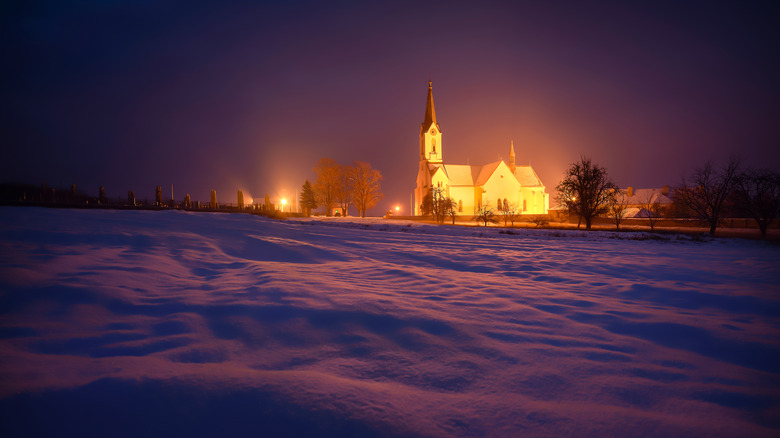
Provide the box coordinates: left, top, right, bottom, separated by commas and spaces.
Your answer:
281, 198, 287, 212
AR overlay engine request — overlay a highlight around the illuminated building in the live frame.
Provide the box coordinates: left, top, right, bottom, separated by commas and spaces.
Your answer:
414, 81, 549, 216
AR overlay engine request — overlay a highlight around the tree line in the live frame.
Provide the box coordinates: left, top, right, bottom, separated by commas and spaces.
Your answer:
557, 156, 780, 236
299, 158, 384, 218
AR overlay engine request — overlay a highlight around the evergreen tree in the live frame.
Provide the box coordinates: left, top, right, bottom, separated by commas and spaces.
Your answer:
300, 179, 318, 217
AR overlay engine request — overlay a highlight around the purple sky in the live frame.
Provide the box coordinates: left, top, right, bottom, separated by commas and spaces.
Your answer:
3, 0, 778, 213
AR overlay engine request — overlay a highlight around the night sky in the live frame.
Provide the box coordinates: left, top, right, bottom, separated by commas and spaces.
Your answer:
3, 0, 778, 213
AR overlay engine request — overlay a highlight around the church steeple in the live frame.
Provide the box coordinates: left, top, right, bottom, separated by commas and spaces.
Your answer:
422, 80, 438, 132
509, 140, 516, 172
420, 80, 442, 163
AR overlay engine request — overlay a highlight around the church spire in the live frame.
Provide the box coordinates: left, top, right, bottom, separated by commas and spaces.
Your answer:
419, 80, 442, 163
509, 140, 516, 172
422, 80, 437, 131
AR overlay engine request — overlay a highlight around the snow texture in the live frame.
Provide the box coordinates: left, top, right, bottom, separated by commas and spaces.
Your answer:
1, 207, 779, 437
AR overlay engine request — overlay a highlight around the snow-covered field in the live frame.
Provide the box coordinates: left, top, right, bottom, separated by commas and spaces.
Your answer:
1, 207, 779, 437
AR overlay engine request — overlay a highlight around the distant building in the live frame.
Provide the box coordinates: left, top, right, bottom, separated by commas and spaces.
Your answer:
621, 186, 673, 217
413, 81, 549, 216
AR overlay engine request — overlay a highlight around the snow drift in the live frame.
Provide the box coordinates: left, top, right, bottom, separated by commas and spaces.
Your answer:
0, 207, 778, 437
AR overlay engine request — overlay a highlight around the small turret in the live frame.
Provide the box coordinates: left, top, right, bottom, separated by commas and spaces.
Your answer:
509, 140, 516, 173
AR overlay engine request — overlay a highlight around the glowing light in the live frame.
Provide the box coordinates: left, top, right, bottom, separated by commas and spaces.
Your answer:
395, 206, 400, 212
281, 198, 287, 206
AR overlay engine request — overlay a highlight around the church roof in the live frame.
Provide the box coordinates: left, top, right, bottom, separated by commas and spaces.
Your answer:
436, 160, 545, 188
513, 165, 544, 187
441, 164, 479, 186
421, 80, 439, 132
474, 161, 502, 186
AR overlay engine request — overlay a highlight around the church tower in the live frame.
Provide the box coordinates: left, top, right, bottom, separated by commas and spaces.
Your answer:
420, 81, 442, 163
415, 81, 443, 215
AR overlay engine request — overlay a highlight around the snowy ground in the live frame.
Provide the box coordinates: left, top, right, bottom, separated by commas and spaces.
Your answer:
1, 207, 779, 437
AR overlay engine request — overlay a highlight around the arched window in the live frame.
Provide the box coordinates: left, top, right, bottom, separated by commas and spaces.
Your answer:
503, 198, 508, 211
432, 138, 436, 154
523, 199, 527, 211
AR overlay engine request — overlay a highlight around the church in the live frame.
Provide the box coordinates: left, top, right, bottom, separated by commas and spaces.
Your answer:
414, 81, 549, 216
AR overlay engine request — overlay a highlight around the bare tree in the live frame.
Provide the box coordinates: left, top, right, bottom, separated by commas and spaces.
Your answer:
421, 187, 442, 222
556, 157, 615, 230
500, 202, 520, 227
350, 161, 384, 218
639, 194, 662, 232
335, 164, 354, 216
474, 201, 499, 227
313, 158, 340, 216
606, 189, 629, 230
445, 198, 458, 225
732, 168, 780, 237
532, 215, 549, 228
421, 187, 453, 224
676, 159, 740, 235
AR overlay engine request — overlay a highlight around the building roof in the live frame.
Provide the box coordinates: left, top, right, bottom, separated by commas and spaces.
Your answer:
431, 160, 544, 188
513, 165, 544, 187
474, 161, 502, 186
442, 164, 478, 186
624, 188, 672, 205
421, 80, 439, 133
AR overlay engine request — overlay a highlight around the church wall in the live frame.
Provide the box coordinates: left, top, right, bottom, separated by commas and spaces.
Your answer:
449, 186, 477, 214
414, 161, 433, 215
481, 163, 522, 210
431, 171, 449, 192
518, 187, 547, 214
473, 188, 483, 214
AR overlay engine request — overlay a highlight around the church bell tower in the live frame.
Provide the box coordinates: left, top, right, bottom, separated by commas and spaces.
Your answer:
415, 81, 443, 215
420, 80, 442, 163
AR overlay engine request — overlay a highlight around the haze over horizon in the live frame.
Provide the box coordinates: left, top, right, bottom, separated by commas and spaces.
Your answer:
3, 0, 778, 213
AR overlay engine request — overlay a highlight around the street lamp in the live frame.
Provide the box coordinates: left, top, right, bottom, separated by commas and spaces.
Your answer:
395, 205, 400, 214
281, 198, 287, 212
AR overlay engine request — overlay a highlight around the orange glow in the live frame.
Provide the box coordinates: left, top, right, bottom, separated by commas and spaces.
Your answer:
395, 206, 400, 212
